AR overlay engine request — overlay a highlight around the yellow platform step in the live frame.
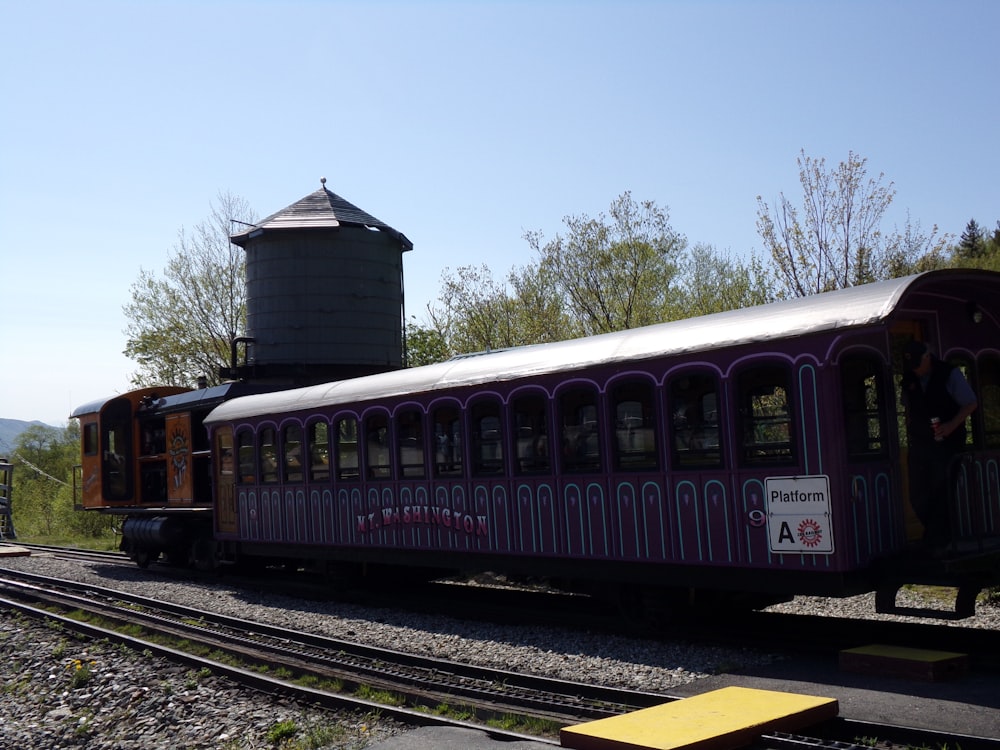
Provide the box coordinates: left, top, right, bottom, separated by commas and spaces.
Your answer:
839, 644, 968, 682
560, 686, 838, 750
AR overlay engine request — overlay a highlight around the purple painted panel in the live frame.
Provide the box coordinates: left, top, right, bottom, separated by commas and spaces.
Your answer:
241, 490, 258, 541
615, 481, 642, 559
954, 455, 1000, 538
536, 484, 558, 554
378, 487, 397, 546
562, 483, 587, 555
740, 479, 769, 566
639, 481, 669, 561
295, 490, 308, 543
260, 490, 276, 542
338, 486, 361, 545
445, 487, 468, 551
582, 482, 611, 558
309, 489, 328, 544
516, 484, 540, 553
702, 480, 734, 563
674, 480, 702, 562
319, 489, 336, 544
486, 484, 515, 553
517, 482, 559, 554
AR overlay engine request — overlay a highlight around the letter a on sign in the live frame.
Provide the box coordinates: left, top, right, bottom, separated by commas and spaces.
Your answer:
763, 475, 834, 554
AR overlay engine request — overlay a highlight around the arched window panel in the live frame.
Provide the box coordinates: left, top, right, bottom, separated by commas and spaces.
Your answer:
669, 372, 722, 469
396, 408, 426, 479
611, 380, 659, 471
282, 424, 303, 482
948, 354, 979, 450
335, 416, 360, 481
979, 354, 1000, 449
512, 392, 551, 475
259, 426, 279, 484
364, 412, 391, 480
559, 386, 601, 473
308, 420, 330, 482
840, 354, 889, 459
432, 404, 464, 478
738, 365, 795, 466
237, 429, 255, 484
470, 399, 504, 476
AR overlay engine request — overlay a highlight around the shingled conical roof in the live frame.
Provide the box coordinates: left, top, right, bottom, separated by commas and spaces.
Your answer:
230, 178, 412, 250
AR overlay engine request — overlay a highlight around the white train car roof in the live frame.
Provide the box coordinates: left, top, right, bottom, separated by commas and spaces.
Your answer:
203, 270, 996, 425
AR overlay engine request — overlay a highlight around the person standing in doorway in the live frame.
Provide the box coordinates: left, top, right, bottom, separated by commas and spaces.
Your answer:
901, 340, 978, 552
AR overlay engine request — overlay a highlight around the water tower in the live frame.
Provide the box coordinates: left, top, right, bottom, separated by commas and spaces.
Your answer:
228, 179, 412, 385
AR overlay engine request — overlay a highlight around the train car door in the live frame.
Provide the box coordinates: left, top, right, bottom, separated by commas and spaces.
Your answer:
165, 412, 194, 504
214, 426, 238, 536
100, 397, 134, 503
890, 321, 927, 543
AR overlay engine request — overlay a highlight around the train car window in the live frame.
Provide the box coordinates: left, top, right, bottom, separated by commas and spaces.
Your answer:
948, 356, 979, 449
612, 381, 659, 471
559, 387, 601, 473
738, 366, 795, 465
471, 400, 504, 475
396, 409, 426, 479
217, 430, 234, 477
259, 427, 279, 484
282, 424, 303, 482
669, 374, 721, 468
364, 413, 391, 480
83, 423, 99, 456
979, 354, 1000, 449
840, 355, 888, 459
308, 421, 330, 481
140, 420, 166, 457
102, 398, 133, 501
512, 393, 550, 474
237, 429, 255, 484
335, 417, 360, 480
433, 405, 464, 478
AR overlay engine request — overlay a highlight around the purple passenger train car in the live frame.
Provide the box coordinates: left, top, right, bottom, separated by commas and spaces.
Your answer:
201, 269, 1000, 617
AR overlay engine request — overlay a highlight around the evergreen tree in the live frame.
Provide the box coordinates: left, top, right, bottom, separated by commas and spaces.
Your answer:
958, 218, 986, 259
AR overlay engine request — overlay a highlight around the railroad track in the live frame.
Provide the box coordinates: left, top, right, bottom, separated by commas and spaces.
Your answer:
27, 544, 1000, 664
0, 567, 664, 742
5, 548, 1000, 747
5, 542, 132, 565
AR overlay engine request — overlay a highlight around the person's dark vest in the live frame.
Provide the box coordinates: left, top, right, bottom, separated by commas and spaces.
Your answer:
903, 358, 966, 451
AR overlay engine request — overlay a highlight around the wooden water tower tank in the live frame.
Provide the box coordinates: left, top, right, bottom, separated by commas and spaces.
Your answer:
228, 179, 412, 384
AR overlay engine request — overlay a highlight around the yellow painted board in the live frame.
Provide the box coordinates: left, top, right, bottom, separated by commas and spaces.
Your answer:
560, 686, 839, 750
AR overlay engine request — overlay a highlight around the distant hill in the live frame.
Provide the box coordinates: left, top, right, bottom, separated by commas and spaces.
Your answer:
0, 418, 59, 456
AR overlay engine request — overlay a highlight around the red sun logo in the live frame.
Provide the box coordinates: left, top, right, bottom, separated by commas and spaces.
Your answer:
797, 518, 823, 547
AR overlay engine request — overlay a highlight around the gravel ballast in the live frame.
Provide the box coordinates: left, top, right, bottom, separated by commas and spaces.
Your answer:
2, 552, 998, 748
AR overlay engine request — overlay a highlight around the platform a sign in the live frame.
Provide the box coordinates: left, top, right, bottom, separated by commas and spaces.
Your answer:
764, 474, 834, 554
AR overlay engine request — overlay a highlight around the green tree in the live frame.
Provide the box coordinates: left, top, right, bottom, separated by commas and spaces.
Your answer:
958, 218, 986, 259
123, 191, 254, 388
525, 191, 687, 334
10, 423, 111, 540
677, 244, 774, 316
756, 150, 946, 297
404, 317, 449, 367
427, 259, 576, 356
947, 219, 1000, 272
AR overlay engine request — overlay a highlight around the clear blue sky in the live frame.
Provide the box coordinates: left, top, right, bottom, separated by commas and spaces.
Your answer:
2, 0, 997, 427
